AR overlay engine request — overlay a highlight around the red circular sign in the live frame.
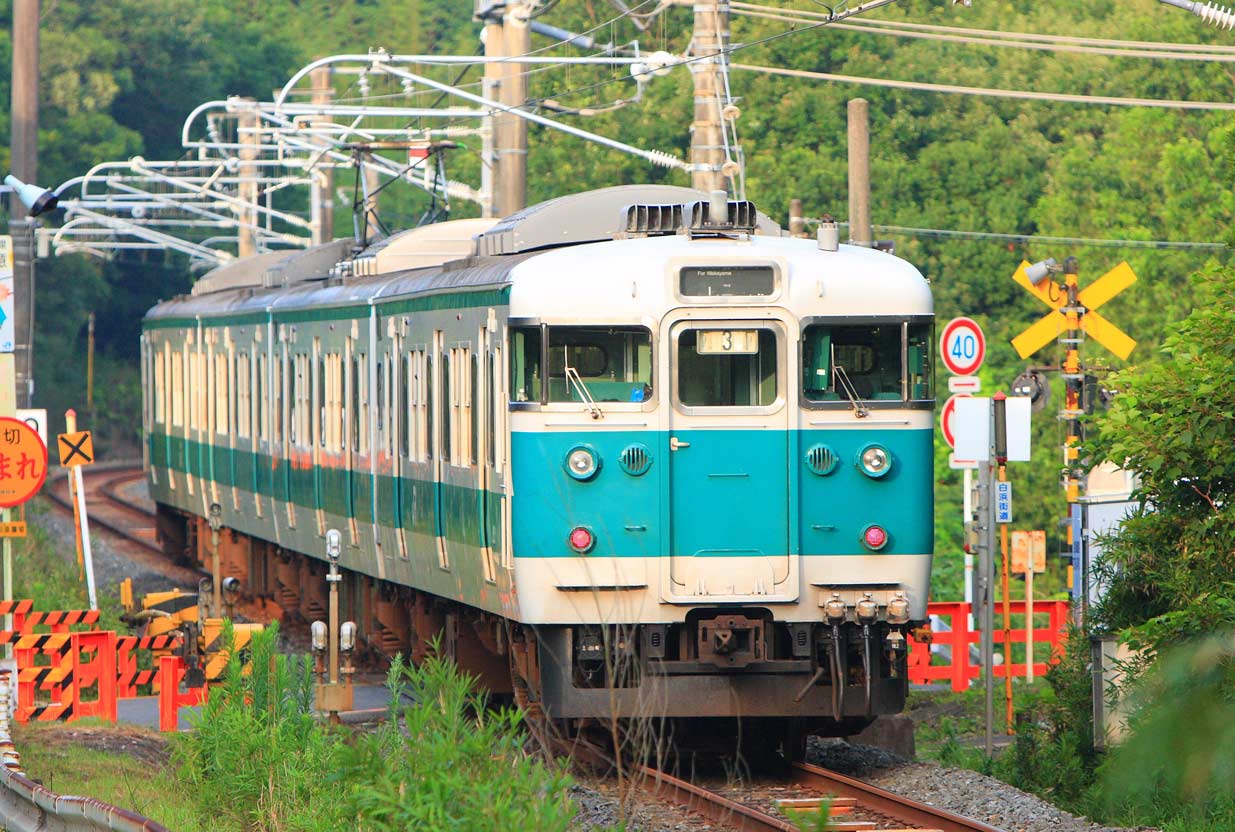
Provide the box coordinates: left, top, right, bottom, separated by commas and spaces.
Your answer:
0, 417, 47, 506
940, 394, 970, 450
939, 317, 986, 376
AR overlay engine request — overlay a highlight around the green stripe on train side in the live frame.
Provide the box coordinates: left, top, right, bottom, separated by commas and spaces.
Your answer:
142, 286, 512, 331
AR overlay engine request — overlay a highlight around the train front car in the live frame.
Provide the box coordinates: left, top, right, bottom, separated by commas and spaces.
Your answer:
503, 190, 933, 738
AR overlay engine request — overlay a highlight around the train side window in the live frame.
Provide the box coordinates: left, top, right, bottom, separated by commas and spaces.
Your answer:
315, 353, 324, 449
289, 354, 300, 446
426, 350, 434, 462
907, 323, 933, 401
376, 359, 385, 452
472, 350, 480, 468
172, 348, 184, 428
547, 326, 653, 404
154, 350, 165, 425
257, 353, 267, 442
509, 326, 543, 404
351, 353, 369, 454
237, 353, 250, 438
401, 353, 411, 460
802, 323, 902, 402
215, 351, 229, 435
273, 354, 283, 443
441, 350, 452, 464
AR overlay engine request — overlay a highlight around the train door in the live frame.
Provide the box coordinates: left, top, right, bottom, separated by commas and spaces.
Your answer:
479, 319, 499, 584
663, 317, 797, 603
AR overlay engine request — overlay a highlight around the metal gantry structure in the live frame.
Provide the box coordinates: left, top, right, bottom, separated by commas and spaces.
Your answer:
31, 0, 911, 271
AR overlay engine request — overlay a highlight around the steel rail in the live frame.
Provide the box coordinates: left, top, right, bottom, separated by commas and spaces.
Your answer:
789, 760, 1007, 832
635, 763, 798, 832
44, 464, 163, 556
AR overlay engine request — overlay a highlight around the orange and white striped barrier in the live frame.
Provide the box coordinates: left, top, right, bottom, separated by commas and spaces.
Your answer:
15, 630, 117, 723
115, 634, 182, 698
157, 655, 208, 732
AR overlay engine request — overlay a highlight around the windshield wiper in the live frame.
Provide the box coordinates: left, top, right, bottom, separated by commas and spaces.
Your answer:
832, 345, 869, 419
564, 348, 603, 420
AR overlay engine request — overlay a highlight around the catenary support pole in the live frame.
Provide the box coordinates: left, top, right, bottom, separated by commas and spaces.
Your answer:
309, 65, 335, 244
691, 0, 730, 194
847, 98, 872, 246
10, 0, 38, 408
497, 4, 530, 216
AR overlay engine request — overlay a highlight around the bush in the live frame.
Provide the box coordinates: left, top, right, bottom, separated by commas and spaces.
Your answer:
332, 652, 578, 832
171, 623, 338, 831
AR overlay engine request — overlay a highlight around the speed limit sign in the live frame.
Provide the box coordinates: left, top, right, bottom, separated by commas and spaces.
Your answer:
940, 317, 986, 376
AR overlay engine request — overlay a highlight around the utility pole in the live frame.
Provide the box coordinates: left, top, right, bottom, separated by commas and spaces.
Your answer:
482, 2, 530, 217
309, 65, 335, 245
690, 0, 729, 194
847, 98, 872, 247
236, 101, 259, 259
10, 0, 39, 409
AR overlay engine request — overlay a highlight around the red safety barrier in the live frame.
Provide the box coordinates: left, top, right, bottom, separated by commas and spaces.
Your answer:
0, 600, 100, 644
908, 600, 1071, 691
157, 655, 208, 732
115, 635, 182, 698
15, 630, 117, 723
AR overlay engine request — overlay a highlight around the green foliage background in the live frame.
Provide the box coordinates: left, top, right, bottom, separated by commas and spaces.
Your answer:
3, 0, 1231, 598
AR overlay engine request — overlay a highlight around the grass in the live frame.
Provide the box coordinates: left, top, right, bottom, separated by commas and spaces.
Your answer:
14, 722, 214, 831
13, 501, 125, 630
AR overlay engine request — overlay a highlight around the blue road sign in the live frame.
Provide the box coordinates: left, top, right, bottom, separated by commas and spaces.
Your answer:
996, 481, 1012, 524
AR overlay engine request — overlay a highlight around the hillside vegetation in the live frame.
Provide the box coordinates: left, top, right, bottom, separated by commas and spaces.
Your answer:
2, 0, 1231, 599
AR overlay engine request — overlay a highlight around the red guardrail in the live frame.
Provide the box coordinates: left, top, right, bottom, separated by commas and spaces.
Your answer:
908, 600, 1071, 691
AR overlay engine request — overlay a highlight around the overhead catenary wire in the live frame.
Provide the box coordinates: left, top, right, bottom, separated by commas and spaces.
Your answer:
730, 1, 1235, 52
810, 219, 1228, 250
729, 5, 1235, 61
731, 62, 1235, 109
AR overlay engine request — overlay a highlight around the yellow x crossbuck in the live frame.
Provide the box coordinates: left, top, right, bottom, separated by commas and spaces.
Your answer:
1010, 260, 1137, 361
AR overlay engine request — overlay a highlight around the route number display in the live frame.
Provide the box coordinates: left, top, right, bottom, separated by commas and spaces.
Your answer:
940, 317, 986, 377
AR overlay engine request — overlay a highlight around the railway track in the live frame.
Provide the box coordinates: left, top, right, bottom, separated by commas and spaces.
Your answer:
637, 760, 1005, 832
39, 464, 1004, 832
45, 463, 162, 555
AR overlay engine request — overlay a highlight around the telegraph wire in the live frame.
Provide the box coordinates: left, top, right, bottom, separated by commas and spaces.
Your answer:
729, 5, 1235, 61
732, 62, 1235, 110
810, 219, 1228, 250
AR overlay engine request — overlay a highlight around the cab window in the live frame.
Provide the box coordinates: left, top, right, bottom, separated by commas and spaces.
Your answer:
802, 322, 932, 402
510, 325, 652, 405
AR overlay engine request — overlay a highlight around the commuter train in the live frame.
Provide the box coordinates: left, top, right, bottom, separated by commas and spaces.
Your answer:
141, 184, 934, 742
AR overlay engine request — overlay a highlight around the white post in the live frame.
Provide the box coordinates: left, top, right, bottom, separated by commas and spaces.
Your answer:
1026, 562, 1034, 682
64, 409, 96, 610
73, 464, 96, 610
963, 467, 974, 630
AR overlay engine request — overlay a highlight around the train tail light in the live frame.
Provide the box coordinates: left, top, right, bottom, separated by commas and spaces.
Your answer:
569, 526, 595, 553
862, 524, 888, 551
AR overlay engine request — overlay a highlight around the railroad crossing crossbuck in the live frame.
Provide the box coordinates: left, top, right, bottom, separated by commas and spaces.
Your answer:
1010, 260, 1137, 360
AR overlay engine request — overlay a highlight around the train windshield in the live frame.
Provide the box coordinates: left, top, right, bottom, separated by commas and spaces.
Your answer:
802, 322, 933, 402
677, 328, 778, 407
509, 325, 653, 404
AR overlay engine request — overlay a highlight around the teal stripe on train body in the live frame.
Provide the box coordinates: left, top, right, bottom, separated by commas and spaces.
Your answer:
148, 432, 500, 554
510, 428, 933, 558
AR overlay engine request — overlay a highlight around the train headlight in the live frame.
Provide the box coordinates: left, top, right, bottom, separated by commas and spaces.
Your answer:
862, 524, 889, 551
564, 445, 600, 481
857, 444, 892, 478
568, 526, 596, 553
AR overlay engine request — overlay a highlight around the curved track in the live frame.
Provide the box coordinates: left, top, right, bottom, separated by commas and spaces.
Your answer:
45, 463, 162, 555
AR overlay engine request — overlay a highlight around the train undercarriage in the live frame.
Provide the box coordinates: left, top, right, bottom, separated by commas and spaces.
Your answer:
160, 504, 910, 748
